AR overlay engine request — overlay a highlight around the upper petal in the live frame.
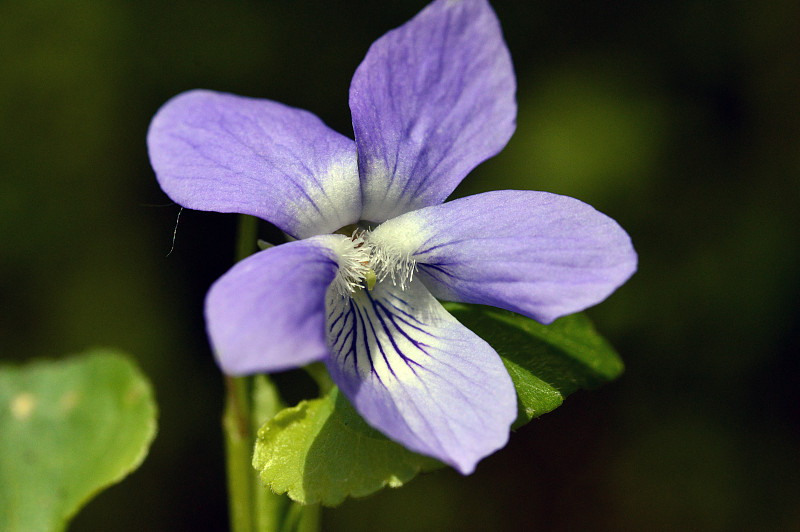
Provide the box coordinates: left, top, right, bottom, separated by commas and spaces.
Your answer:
206, 235, 355, 375
368, 190, 637, 324
148, 90, 361, 239
349, 0, 516, 222
325, 279, 516, 474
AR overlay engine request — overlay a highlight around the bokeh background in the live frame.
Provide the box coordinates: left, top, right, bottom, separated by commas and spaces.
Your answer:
2, 0, 798, 530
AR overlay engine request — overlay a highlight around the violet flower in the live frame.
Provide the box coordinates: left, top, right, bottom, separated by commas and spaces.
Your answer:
147, 0, 636, 474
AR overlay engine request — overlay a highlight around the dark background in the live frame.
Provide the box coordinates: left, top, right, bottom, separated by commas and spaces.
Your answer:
2, 0, 798, 530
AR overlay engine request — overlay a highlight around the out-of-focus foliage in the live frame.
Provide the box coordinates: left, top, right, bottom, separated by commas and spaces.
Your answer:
0, 350, 156, 532
1, 0, 797, 530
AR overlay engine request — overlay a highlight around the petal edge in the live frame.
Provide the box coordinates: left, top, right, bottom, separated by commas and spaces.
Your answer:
206, 236, 350, 375
350, 0, 516, 222
371, 190, 637, 324
148, 90, 361, 239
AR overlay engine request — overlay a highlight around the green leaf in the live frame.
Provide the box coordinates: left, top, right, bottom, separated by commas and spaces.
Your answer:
254, 304, 623, 507
253, 386, 440, 507
0, 350, 157, 532
445, 304, 624, 428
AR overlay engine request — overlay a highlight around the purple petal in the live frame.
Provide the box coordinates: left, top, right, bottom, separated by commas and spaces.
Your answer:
148, 90, 361, 239
369, 190, 637, 324
325, 279, 516, 474
206, 235, 352, 375
349, 0, 516, 222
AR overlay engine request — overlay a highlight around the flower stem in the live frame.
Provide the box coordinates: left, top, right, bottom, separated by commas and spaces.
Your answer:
223, 214, 259, 532
223, 215, 320, 532
235, 213, 259, 263
223, 375, 256, 532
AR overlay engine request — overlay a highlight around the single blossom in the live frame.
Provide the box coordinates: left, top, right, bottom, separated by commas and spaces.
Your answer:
147, 0, 636, 474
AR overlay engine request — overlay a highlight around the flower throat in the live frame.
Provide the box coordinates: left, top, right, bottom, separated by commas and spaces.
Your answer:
330, 225, 417, 297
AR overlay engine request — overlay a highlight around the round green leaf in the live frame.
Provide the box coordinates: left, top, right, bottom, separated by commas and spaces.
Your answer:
253, 387, 440, 507
445, 304, 624, 427
0, 350, 157, 532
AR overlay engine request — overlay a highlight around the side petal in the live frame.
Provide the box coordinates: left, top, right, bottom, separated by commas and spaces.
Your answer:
206, 235, 354, 375
148, 90, 361, 239
368, 190, 638, 324
325, 279, 517, 474
349, 0, 516, 222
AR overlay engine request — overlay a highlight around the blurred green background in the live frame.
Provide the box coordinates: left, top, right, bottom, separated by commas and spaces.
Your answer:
1, 0, 798, 530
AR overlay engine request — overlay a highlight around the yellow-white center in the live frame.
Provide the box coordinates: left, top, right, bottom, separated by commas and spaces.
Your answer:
329, 229, 417, 297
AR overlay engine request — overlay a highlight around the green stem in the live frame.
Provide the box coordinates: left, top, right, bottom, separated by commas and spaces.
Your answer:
235, 214, 259, 262
222, 215, 321, 532
223, 214, 259, 532
223, 376, 255, 532
303, 362, 334, 395
280, 502, 320, 532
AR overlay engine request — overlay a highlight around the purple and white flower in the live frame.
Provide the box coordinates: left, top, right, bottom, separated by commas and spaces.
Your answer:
147, 0, 636, 474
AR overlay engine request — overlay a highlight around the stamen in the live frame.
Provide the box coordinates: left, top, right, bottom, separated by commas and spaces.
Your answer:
330, 227, 418, 296
330, 231, 371, 297
368, 240, 417, 290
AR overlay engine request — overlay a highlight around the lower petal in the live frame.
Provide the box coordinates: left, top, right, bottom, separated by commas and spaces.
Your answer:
325, 279, 516, 474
